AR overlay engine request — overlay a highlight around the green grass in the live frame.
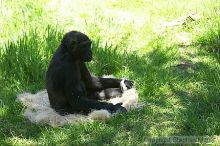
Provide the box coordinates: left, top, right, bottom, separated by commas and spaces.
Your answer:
1, 0, 220, 145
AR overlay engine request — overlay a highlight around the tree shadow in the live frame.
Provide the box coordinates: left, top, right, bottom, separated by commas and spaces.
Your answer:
169, 60, 220, 136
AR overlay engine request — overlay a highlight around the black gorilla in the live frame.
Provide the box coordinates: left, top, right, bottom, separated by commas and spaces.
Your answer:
46, 31, 133, 115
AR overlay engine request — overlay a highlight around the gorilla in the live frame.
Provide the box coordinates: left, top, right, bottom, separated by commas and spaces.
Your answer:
46, 31, 133, 115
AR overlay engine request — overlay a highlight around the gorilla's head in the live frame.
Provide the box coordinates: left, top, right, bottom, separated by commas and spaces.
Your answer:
61, 31, 92, 62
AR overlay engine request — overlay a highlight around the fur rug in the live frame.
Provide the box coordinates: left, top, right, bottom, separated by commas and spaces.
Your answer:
17, 80, 140, 126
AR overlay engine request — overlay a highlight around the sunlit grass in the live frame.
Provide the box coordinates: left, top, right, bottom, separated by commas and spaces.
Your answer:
0, 0, 220, 145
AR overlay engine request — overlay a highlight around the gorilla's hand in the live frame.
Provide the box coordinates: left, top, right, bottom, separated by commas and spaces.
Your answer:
124, 80, 133, 89
108, 103, 127, 113
120, 79, 133, 91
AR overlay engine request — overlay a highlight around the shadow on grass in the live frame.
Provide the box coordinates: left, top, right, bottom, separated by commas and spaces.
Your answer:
0, 26, 63, 144
169, 60, 220, 136
1, 26, 220, 145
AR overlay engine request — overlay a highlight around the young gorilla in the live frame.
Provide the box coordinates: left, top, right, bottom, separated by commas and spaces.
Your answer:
46, 31, 133, 115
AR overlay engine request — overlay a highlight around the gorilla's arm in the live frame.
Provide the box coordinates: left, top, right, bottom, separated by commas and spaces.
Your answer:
90, 76, 121, 89
79, 61, 124, 90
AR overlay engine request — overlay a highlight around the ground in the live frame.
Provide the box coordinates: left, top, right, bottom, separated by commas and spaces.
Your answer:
0, 0, 220, 145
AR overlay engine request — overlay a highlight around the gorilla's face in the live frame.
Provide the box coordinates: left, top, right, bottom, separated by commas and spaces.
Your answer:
62, 31, 93, 62
77, 40, 92, 62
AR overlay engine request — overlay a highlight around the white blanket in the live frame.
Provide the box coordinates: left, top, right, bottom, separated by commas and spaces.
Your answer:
17, 80, 140, 126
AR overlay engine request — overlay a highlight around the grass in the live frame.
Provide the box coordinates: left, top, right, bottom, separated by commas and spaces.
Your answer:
0, 0, 220, 145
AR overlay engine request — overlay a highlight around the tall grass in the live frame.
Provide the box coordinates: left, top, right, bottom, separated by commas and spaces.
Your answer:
194, 15, 220, 58
0, 26, 63, 91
